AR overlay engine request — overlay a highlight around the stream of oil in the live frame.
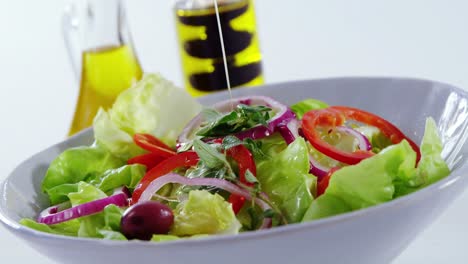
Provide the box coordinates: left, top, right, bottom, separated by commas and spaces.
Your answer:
213, 0, 234, 109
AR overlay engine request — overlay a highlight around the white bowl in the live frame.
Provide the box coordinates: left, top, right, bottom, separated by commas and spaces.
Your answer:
1, 77, 468, 264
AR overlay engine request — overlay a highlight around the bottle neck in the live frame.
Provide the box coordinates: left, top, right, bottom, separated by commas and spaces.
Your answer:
80, 0, 130, 51
174, 0, 244, 10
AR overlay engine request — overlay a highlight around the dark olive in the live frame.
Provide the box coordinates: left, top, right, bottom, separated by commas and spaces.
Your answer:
121, 201, 174, 240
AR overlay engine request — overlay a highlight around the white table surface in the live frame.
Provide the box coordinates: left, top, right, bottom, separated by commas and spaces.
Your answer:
0, 0, 467, 263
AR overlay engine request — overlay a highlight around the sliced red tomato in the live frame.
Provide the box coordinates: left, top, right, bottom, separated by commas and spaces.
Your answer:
302, 107, 421, 165
226, 144, 257, 214
133, 133, 176, 158
131, 151, 200, 204
127, 152, 166, 170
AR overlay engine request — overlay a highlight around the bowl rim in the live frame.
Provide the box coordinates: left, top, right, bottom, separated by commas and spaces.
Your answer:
1, 76, 467, 248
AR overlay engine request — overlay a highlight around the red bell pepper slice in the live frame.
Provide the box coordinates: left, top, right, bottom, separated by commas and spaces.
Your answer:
127, 152, 166, 170
228, 194, 247, 214
316, 167, 339, 197
329, 106, 421, 162
226, 144, 257, 214
302, 107, 421, 165
131, 151, 200, 204
133, 133, 176, 158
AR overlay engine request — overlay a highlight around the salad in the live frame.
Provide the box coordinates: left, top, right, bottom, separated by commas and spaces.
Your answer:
21, 73, 450, 241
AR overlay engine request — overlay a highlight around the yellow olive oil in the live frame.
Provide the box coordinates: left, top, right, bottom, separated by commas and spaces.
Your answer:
68, 45, 143, 136
175, 0, 264, 97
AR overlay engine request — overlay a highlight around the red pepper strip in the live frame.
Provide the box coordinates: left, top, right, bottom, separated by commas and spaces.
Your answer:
226, 144, 257, 214
329, 106, 421, 163
133, 133, 176, 158
302, 108, 374, 165
127, 152, 166, 170
317, 167, 339, 197
131, 151, 200, 204
228, 195, 246, 214
227, 145, 257, 185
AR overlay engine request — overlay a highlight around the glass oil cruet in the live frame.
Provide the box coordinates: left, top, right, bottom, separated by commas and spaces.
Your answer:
62, 0, 143, 136
174, 0, 264, 97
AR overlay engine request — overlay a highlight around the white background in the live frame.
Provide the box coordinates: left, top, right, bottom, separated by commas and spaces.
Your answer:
1, 0, 468, 263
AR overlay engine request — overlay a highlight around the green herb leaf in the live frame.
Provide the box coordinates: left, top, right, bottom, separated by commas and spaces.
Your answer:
196, 104, 272, 138
244, 138, 268, 159
177, 142, 194, 153
186, 162, 229, 180
221, 136, 268, 160
244, 169, 258, 184
190, 140, 236, 182
193, 139, 227, 169
201, 108, 224, 123
247, 207, 259, 230
222, 135, 244, 150
263, 209, 276, 218
236, 104, 271, 128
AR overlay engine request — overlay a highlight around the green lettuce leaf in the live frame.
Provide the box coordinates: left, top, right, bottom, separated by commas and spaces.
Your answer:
256, 137, 314, 223
151, 235, 180, 242
70, 182, 107, 237
290, 98, 329, 119
93, 204, 127, 240
20, 218, 80, 237
93, 73, 201, 158
303, 118, 451, 221
46, 164, 145, 204
69, 182, 108, 207
93, 109, 145, 159
415, 117, 450, 185
394, 117, 450, 196
77, 216, 102, 238
303, 140, 416, 221
46, 184, 79, 205
258, 133, 288, 159
93, 164, 146, 193
150, 234, 209, 242
41, 146, 124, 199
301, 194, 351, 221
77, 204, 126, 239
327, 141, 416, 209
96, 205, 126, 240
98, 230, 127, 240
21, 182, 126, 239
67, 182, 126, 239
170, 190, 241, 236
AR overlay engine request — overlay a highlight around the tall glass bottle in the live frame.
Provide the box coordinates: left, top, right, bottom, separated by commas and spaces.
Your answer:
174, 0, 264, 97
63, 0, 143, 136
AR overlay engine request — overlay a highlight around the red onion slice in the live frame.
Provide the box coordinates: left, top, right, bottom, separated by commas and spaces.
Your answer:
37, 192, 129, 225
308, 155, 330, 180
335, 126, 372, 151
177, 96, 295, 150
139, 173, 272, 229
276, 118, 300, 145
